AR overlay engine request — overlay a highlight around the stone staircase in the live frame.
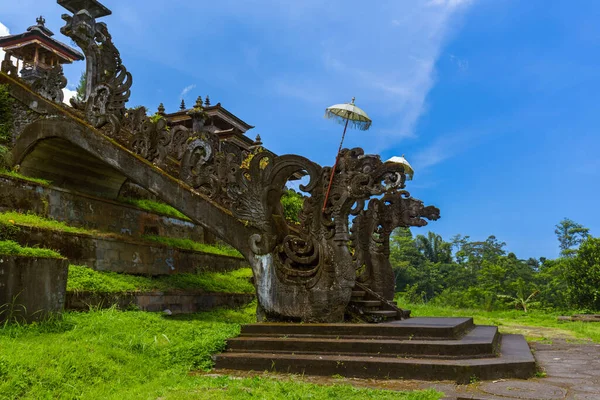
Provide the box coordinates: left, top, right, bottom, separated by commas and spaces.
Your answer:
212, 317, 536, 383
346, 283, 410, 322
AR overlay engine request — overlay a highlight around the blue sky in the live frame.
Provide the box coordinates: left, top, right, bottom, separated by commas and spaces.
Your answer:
1, 0, 599, 259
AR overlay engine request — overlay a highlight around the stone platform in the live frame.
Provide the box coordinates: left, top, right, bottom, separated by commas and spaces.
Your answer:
213, 317, 536, 383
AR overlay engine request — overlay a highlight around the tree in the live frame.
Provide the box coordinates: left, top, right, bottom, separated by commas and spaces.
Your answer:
555, 218, 590, 257
565, 237, 600, 310
452, 234, 506, 272
0, 84, 13, 146
280, 189, 304, 224
497, 279, 540, 313
414, 231, 452, 263
390, 228, 426, 291
74, 71, 87, 103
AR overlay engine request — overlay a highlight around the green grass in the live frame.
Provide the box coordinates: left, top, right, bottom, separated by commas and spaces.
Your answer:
403, 301, 600, 343
121, 197, 191, 221
0, 305, 441, 399
0, 240, 63, 259
0, 211, 104, 236
0, 169, 52, 186
143, 235, 243, 258
67, 265, 255, 294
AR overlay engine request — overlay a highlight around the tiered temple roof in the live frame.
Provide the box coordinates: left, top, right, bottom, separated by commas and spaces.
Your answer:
0, 16, 84, 68
161, 97, 257, 154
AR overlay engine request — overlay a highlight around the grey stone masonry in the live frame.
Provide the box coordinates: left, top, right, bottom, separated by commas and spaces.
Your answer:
0, 175, 205, 242
0, 255, 69, 322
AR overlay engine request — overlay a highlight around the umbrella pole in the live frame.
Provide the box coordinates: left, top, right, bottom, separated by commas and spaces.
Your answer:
322, 117, 350, 212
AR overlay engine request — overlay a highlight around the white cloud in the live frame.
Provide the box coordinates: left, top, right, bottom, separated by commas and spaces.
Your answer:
0, 22, 10, 62
179, 84, 196, 99
262, 0, 474, 152
62, 88, 77, 105
450, 54, 469, 72
412, 130, 482, 170
427, 0, 473, 9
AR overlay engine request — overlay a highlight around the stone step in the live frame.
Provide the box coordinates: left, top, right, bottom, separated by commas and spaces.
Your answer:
213, 334, 535, 383
350, 300, 382, 309
351, 291, 366, 298
66, 291, 255, 314
227, 326, 499, 359
239, 317, 475, 340
364, 310, 398, 319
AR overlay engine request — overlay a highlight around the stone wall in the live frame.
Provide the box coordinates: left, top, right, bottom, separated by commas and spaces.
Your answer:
66, 291, 255, 314
0, 255, 69, 322
14, 225, 246, 275
0, 175, 205, 242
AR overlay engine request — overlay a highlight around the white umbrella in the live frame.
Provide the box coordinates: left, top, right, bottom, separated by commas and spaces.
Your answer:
322, 97, 372, 211
386, 155, 414, 181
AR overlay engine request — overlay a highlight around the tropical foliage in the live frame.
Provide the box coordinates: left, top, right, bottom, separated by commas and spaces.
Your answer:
0, 84, 13, 146
393, 218, 599, 311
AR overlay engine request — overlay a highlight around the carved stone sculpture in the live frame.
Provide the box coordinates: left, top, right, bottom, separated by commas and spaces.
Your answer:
1, 54, 18, 76
60, 7, 132, 134
28, 65, 68, 104
52, 0, 440, 322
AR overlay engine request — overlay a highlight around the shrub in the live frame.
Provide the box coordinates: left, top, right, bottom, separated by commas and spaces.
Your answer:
566, 237, 600, 310
0, 84, 13, 146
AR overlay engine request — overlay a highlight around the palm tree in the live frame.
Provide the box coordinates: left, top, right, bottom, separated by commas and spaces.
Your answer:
415, 232, 452, 263
497, 279, 540, 313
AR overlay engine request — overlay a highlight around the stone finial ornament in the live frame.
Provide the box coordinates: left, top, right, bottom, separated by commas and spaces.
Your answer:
1, 53, 17, 76
195, 96, 203, 109
204, 95, 211, 106
157, 103, 165, 115
59, 0, 132, 134
180, 99, 186, 110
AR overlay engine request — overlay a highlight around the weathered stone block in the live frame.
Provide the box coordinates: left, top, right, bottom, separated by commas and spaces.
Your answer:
0, 175, 205, 242
0, 256, 68, 323
66, 291, 255, 314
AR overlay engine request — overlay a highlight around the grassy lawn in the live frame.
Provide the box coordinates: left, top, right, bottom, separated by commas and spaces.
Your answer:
0, 304, 441, 400
0, 240, 63, 259
405, 302, 600, 343
67, 265, 255, 294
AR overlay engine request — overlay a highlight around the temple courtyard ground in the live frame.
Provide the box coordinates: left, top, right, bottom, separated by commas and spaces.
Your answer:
211, 337, 600, 399
209, 305, 600, 399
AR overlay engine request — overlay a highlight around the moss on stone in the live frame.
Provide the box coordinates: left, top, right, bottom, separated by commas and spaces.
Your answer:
0, 240, 63, 259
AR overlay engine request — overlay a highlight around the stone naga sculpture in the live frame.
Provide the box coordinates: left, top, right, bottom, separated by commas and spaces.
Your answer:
60, 8, 132, 135
55, 0, 440, 322
177, 137, 440, 321
351, 192, 440, 301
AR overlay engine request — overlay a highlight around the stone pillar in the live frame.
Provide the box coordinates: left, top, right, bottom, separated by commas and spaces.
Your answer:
0, 256, 69, 323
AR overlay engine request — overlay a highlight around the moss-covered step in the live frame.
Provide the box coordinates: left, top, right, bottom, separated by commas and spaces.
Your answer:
65, 265, 255, 314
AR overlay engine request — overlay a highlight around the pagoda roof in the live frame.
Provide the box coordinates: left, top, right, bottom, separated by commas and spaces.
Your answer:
165, 103, 254, 134
0, 22, 84, 63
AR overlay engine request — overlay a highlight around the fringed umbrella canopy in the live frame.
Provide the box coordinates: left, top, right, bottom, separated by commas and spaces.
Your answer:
322, 97, 372, 212
324, 98, 372, 131
386, 155, 414, 181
